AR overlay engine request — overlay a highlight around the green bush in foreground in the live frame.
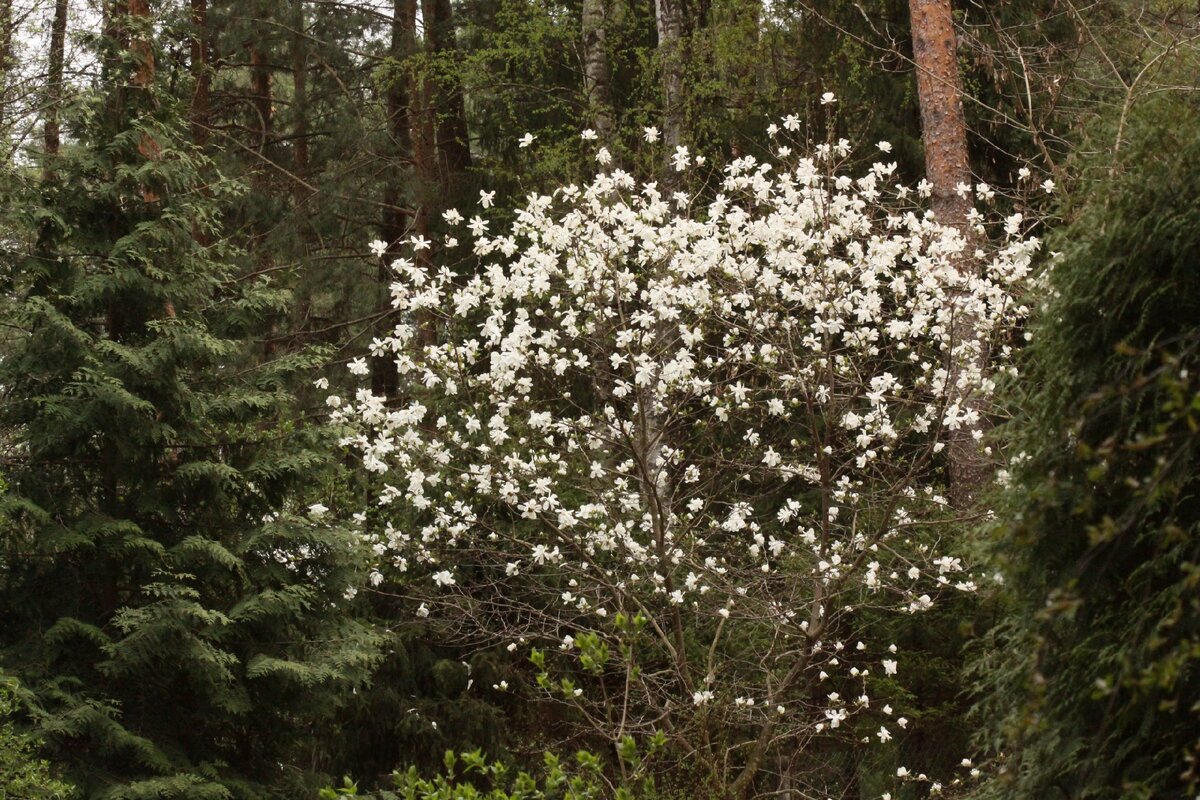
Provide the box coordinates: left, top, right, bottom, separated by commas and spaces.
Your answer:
322, 749, 657, 800
0, 684, 72, 800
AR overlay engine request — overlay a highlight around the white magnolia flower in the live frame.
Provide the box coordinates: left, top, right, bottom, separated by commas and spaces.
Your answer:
671, 145, 690, 171
643, 126, 660, 143
518, 132, 536, 148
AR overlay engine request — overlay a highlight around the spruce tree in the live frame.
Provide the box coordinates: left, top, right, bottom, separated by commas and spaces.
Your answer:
0, 3, 378, 796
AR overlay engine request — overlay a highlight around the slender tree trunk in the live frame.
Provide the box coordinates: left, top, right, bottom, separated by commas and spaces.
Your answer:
655, 0, 685, 154
908, 0, 988, 506
45, 0, 69, 166
34, 0, 67, 298
409, 6, 437, 349
421, 0, 470, 179
248, 29, 276, 354
0, 0, 13, 131
373, 0, 416, 398
581, 0, 613, 140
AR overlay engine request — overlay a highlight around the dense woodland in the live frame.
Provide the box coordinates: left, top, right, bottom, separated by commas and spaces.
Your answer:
0, 0, 1197, 798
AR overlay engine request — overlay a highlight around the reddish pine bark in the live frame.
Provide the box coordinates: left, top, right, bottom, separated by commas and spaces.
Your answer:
908, 0, 989, 507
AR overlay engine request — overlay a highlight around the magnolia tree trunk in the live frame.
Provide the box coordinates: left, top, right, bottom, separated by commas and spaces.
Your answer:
581, 0, 613, 140
908, 0, 989, 507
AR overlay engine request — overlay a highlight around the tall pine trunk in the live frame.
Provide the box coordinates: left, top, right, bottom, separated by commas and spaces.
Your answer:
908, 0, 988, 506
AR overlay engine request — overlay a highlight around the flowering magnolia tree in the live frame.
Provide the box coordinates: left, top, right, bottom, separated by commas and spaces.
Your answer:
329, 120, 1038, 797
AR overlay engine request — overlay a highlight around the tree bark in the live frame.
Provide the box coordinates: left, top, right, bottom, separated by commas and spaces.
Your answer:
128, 0, 153, 88
581, 0, 613, 141
909, 0, 972, 228
0, 0, 13, 130
373, 0, 417, 399
409, 2, 437, 349
421, 0, 471, 180
45, 0, 69, 165
655, 0, 685, 154
908, 0, 989, 507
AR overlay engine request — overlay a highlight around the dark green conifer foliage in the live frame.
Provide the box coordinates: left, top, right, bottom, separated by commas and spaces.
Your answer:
0, 5, 378, 797
969, 95, 1200, 799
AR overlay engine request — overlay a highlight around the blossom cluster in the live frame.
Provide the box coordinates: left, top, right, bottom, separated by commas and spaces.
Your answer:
330, 121, 1038, 789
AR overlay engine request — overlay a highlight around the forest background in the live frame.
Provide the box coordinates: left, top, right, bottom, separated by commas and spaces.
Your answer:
0, 0, 1197, 798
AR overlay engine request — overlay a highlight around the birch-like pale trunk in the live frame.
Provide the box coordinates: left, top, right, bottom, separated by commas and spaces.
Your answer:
581, 0, 613, 140
655, 0, 685, 153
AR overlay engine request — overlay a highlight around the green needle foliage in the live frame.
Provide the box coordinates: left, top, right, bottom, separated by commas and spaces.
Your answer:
969, 94, 1200, 800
